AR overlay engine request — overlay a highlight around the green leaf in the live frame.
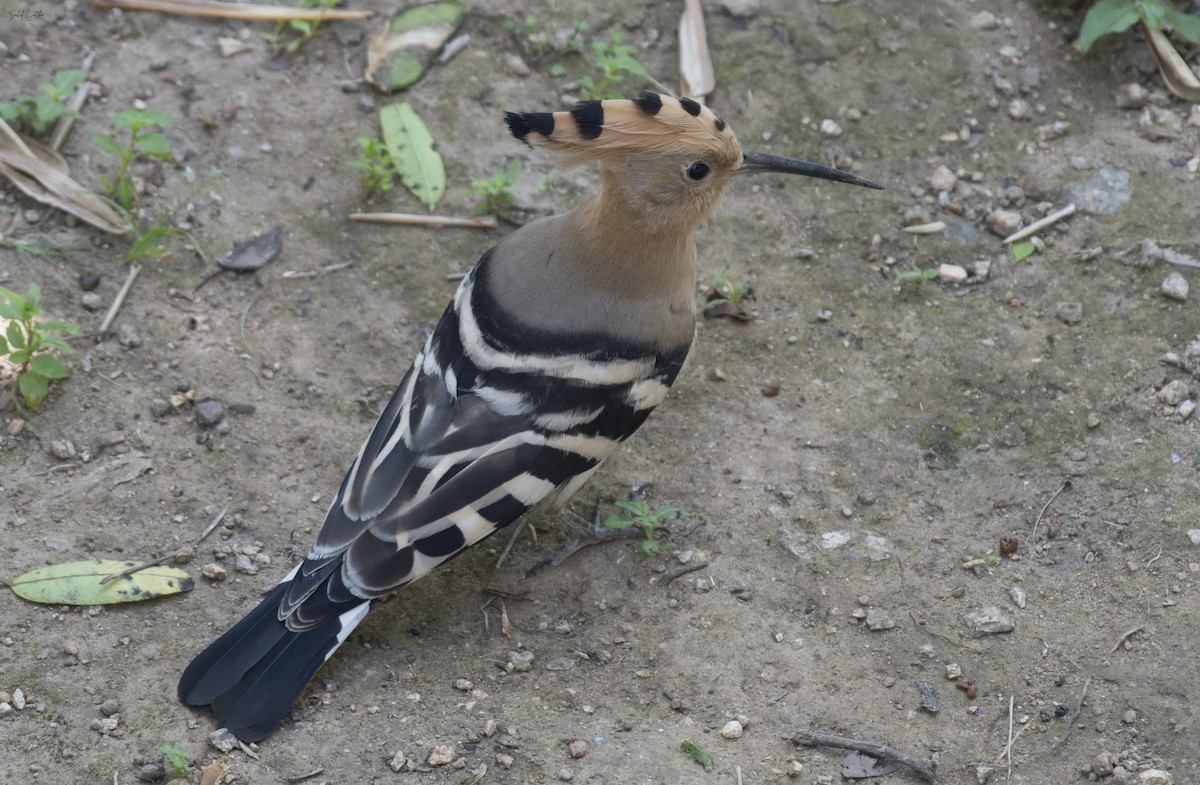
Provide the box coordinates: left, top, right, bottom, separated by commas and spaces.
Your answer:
18, 371, 49, 406
6, 320, 26, 350
1163, 7, 1200, 43
0, 336, 7, 354
680, 740, 713, 772
31, 354, 69, 379
633, 668, 652, 678
1079, 0, 1140, 52
91, 132, 126, 157
134, 132, 172, 158
39, 319, 82, 335
52, 69, 88, 95
27, 282, 41, 305
0, 301, 22, 320
379, 102, 445, 212
1011, 240, 1036, 261
9, 560, 194, 605
40, 335, 74, 353
603, 514, 635, 530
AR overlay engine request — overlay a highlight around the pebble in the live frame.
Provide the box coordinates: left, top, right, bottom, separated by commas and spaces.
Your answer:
719, 0, 761, 17
117, 323, 143, 348
985, 209, 1022, 237
1093, 753, 1115, 777
79, 271, 101, 291
558, 768, 574, 781
707, 367, 727, 382
720, 720, 743, 739
1187, 529, 1200, 545
509, 650, 534, 672
938, 264, 968, 283
495, 754, 514, 769
0, 703, 10, 717
387, 751, 406, 772
1061, 167, 1131, 215
819, 119, 842, 137
1123, 708, 1138, 723
929, 165, 957, 192
1178, 400, 1195, 420
81, 292, 103, 311
194, 400, 224, 427
234, 554, 258, 575
971, 10, 999, 29
1009, 586, 1027, 608
50, 439, 77, 460
1055, 301, 1083, 325
1157, 380, 1189, 406
1138, 771, 1173, 785
1115, 83, 1150, 109
963, 606, 1015, 634
504, 54, 531, 77
99, 698, 119, 716
1161, 272, 1189, 301
427, 745, 454, 766
8, 418, 26, 437
13, 689, 26, 710
917, 681, 940, 712
1008, 99, 1032, 120
945, 663, 962, 680
865, 607, 895, 631
209, 728, 238, 752
201, 563, 227, 581
568, 739, 588, 758
454, 678, 474, 691
787, 759, 804, 777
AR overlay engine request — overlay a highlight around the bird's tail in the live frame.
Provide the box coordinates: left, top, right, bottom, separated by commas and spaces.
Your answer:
177, 578, 371, 741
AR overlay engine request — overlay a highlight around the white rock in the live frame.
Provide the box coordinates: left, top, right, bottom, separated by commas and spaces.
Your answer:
1009, 586, 1027, 608
1187, 528, 1200, 545
985, 209, 1022, 237
719, 0, 761, 17
1008, 99, 1032, 120
388, 751, 407, 772
1138, 770, 1173, 785
428, 745, 455, 766
938, 264, 968, 283
1157, 380, 1190, 406
971, 10, 999, 29
929, 165, 957, 192
720, 720, 744, 739
1178, 400, 1195, 420
1161, 272, 1189, 301
819, 119, 842, 137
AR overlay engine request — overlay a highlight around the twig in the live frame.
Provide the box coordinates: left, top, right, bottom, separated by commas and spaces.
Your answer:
285, 769, 324, 784
36, 462, 80, 476
280, 261, 353, 279
994, 725, 1027, 763
97, 263, 141, 335
1109, 626, 1142, 654
1030, 480, 1070, 544
49, 53, 95, 152
735, 766, 743, 785
1006, 694, 1014, 783
350, 212, 498, 229
1053, 676, 1091, 744
790, 730, 939, 784
495, 519, 528, 568
92, 0, 373, 21
652, 560, 709, 587
1002, 204, 1077, 244
100, 507, 226, 584
240, 293, 263, 355
0, 116, 36, 158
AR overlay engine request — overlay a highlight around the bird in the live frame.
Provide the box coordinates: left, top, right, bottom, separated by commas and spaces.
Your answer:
178, 91, 882, 741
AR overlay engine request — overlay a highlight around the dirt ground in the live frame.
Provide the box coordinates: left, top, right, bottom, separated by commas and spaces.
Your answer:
2, 0, 1199, 783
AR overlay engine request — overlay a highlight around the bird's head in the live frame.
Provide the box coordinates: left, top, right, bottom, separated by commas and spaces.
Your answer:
505, 91, 881, 229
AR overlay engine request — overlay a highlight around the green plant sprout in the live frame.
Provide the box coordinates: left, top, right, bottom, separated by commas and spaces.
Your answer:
579, 32, 648, 100
0, 69, 86, 138
122, 211, 204, 265
603, 500, 679, 559
92, 109, 175, 210
348, 136, 398, 194
270, 0, 339, 53
1079, 0, 1200, 52
1011, 240, 1036, 262
0, 283, 81, 411
895, 267, 939, 283
468, 158, 523, 219
709, 270, 751, 311
157, 742, 191, 778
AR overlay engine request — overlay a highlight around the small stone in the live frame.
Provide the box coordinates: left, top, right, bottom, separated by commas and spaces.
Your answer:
544, 655, 575, 671
504, 54, 531, 77
986, 209, 1022, 237
865, 607, 895, 631
388, 750, 406, 772
194, 400, 224, 427
1187, 529, 1200, 545
150, 399, 171, 418
707, 367, 727, 382
1178, 400, 1195, 420
509, 650, 534, 672
1161, 272, 1189, 301
937, 264, 968, 283
1055, 301, 1083, 325
50, 439, 77, 460
1009, 586, 1027, 608
428, 745, 454, 766
971, 10, 999, 29
720, 719, 743, 739
1115, 83, 1149, 109
929, 165, 957, 192
787, 759, 804, 777
1008, 99, 1032, 120
496, 754, 514, 769
200, 563, 227, 581
13, 689, 26, 710
135, 762, 165, 782
1087, 413, 1101, 429
484, 718, 498, 737
1158, 380, 1189, 406
719, 0, 761, 17
209, 728, 238, 753
117, 323, 143, 348
819, 118, 842, 137
234, 554, 258, 575
79, 271, 101, 291
1123, 708, 1138, 723
0, 703, 11, 717
963, 606, 1015, 634
971, 259, 991, 279
557, 768, 575, 782
8, 418, 26, 437
917, 681, 940, 712
567, 739, 588, 758
1138, 771, 1173, 785
945, 663, 963, 680
454, 678, 474, 691
1093, 753, 1115, 777
99, 698, 120, 716
81, 292, 103, 311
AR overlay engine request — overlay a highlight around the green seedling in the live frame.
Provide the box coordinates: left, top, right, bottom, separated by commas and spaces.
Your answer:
603, 500, 679, 559
709, 270, 750, 310
92, 109, 175, 210
0, 69, 86, 138
270, 0, 339, 53
0, 283, 81, 411
157, 742, 191, 778
467, 158, 523, 219
895, 267, 939, 283
1011, 240, 1035, 262
579, 32, 648, 100
348, 136, 398, 194
680, 739, 714, 772
123, 212, 203, 264
1079, 0, 1200, 52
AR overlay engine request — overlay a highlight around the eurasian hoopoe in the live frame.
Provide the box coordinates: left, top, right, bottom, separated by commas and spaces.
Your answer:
177, 92, 881, 741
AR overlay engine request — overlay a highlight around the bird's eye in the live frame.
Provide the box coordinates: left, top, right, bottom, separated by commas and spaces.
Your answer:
686, 162, 711, 181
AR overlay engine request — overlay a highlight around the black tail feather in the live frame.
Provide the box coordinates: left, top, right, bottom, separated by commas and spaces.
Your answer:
178, 580, 371, 741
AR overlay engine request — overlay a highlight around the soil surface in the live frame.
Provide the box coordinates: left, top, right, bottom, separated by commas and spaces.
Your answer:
2, 1, 1199, 784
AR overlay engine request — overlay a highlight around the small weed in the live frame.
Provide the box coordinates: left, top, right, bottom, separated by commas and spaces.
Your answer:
604, 500, 679, 559
123, 212, 203, 264
680, 739, 713, 772
157, 742, 191, 778
467, 158, 523, 219
92, 109, 175, 210
704, 269, 753, 320
1010, 240, 1035, 261
1079, 0, 1200, 53
348, 136, 398, 194
0, 283, 81, 411
579, 32, 648, 100
0, 69, 86, 139
895, 267, 939, 284
270, 0, 339, 54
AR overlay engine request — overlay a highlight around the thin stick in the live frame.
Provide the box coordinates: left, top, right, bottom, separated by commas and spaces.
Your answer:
351, 212, 498, 229
49, 53, 96, 152
994, 725, 1027, 763
735, 766, 743, 785
97, 263, 141, 335
1053, 676, 1091, 744
1030, 480, 1070, 544
280, 261, 353, 279
495, 519, 528, 567
652, 560, 709, 587
1002, 203, 1076, 244
100, 507, 226, 583
285, 769, 324, 784
92, 0, 373, 21
0, 116, 36, 158
1006, 694, 1014, 782
790, 730, 939, 784
1109, 626, 1142, 654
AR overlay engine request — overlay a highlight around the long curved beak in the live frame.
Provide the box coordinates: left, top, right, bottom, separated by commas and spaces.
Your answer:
738, 150, 883, 190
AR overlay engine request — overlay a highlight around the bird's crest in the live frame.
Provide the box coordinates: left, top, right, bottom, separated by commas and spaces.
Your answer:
505, 92, 741, 168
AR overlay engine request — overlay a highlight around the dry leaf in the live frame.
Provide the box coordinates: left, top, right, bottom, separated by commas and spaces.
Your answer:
679, 0, 715, 102
200, 759, 230, 785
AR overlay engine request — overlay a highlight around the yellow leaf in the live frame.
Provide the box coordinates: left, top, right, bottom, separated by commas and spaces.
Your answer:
9, 560, 194, 605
